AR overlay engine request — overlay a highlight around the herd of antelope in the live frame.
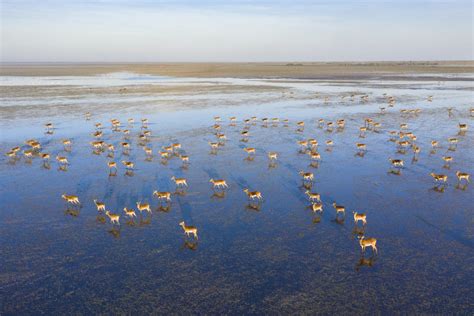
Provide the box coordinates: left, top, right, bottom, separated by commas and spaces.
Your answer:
4, 95, 472, 257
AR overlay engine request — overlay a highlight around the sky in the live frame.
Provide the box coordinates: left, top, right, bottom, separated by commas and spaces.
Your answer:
0, 0, 473, 62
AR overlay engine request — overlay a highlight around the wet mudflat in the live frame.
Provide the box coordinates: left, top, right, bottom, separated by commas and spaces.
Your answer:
0, 74, 473, 314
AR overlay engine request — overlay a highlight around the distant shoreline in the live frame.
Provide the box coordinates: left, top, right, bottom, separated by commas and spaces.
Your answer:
1, 61, 473, 77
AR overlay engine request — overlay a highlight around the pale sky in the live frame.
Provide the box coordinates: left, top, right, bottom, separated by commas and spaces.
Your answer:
1, 0, 473, 62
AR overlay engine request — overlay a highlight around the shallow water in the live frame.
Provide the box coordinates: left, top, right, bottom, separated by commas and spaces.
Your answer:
1, 73, 473, 314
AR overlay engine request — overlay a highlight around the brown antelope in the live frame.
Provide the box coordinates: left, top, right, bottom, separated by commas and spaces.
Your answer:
356, 143, 367, 151
128, 118, 134, 125
389, 158, 404, 168
90, 140, 105, 149
122, 161, 134, 170
308, 139, 318, 147
171, 176, 188, 187
123, 208, 137, 218
93, 199, 106, 212
332, 203, 345, 216
160, 151, 170, 159
309, 152, 321, 161
431, 140, 439, 148
325, 140, 334, 147
298, 140, 308, 151
153, 190, 172, 201
121, 142, 131, 150
459, 123, 467, 132
95, 122, 102, 129
353, 211, 367, 225
244, 147, 256, 155
172, 143, 181, 151
92, 131, 103, 138
179, 221, 198, 239
209, 142, 219, 149
297, 121, 305, 127
143, 146, 153, 157
40, 153, 50, 161
456, 171, 470, 183
243, 189, 263, 201
442, 156, 453, 165
136, 202, 152, 214
448, 137, 458, 145
11, 146, 20, 153
180, 155, 190, 163
430, 173, 448, 183
209, 179, 228, 189
268, 152, 278, 161
105, 211, 120, 225
56, 155, 69, 165
5, 151, 16, 158
305, 190, 320, 202
62, 194, 80, 205
108, 161, 117, 173
400, 123, 408, 129
312, 203, 323, 213
299, 171, 314, 182
358, 236, 378, 254
23, 150, 34, 159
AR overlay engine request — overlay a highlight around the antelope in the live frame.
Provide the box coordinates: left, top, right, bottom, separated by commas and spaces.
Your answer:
353, 211, 367, 225
308, 139, 318, 147
153, 190, 172, 201
160, 151, 169, 159
209, 179, 228, 189
40, 152, 50, 161
128, 118, 134, 125
122, 161, 134, 170
389, 158, 404, 168
23, 150, 34, 159
56, 155, 69, 165
136, 202, 152, 214
180, 155, 190, 163
356, 143, 367, 151
268, 152, 278, 161
11, 146, 20, 153
298, 140, 308, 149
427, 95, 433, 102
105, 211, 120, 225
358, 236, 378, 254
209, 142, 219, 149
171, 176, 188, 187
92, 131, 103, 138
337, 119, 345, 128
5, 151, 16, 158
45, 122, 53, 131
63, 139, 72, 148
305, 190, 321, 202
448, 137, 458, 145
431, 140, 439, 149
442, 156, 453, 165
332, 203, 345, 216
229, 116, 237, 123
214, 116, 221, 122
312, 203, 323, 213
108, 161, 117, 172
400, 123, 408, 130
121, 142, 131, 150
459, 123, 467, 131
310, 153, 321, 160
244, 147, 256, 155
143, 146, 153, 157
179, 221, 198, 239
430, 173, 448, 183
297, 121, 305, 127
456, 171, 470, 183
90, 141, 105, 149
123, 208, 137, 218
62, 194, 80, 205
318, 119, 325, 128
299, 171, 314, 182
95, 122, 102, 129
93, 199, 106, 212
243, 189, 263, 201
172, 143, 181, 151
325, 140, 334, 147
